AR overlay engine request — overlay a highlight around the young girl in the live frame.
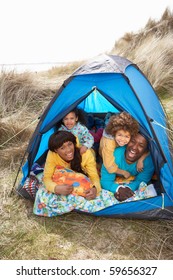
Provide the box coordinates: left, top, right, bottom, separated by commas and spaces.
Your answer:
99, 111, 147, 178
58, 108, 94, 155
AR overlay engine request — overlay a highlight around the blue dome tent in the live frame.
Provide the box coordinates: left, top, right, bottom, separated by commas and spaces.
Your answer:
17, 54, 173, 219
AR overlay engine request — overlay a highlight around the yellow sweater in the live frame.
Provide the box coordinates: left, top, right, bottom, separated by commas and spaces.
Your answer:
99, 136, 118, 173
43, 149, 101, 195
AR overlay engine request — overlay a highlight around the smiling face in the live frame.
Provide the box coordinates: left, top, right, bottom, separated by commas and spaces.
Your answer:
115, 129, 131, 146
125, 133, 148, 163
55, 141, 75, 162
63, 112, 78, 130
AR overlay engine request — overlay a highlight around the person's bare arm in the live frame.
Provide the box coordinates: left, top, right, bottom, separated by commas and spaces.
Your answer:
137, 151, 150, 172
116, 167, 131, 178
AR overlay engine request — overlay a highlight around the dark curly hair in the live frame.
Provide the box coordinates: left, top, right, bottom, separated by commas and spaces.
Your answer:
48, 130, 85, 174
105, 111, 139, 137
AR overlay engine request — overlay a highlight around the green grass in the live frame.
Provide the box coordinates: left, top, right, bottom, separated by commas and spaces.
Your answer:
1, 171, 173, 260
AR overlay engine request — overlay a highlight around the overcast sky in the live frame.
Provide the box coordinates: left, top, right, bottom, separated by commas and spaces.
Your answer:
0, 0, 173, 69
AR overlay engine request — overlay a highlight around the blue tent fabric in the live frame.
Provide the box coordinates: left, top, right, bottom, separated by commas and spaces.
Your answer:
18, 54, 173, 219
90, 195, 172, 219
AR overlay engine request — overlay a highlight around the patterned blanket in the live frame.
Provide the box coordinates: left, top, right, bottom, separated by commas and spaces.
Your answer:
32, 167, 157, 217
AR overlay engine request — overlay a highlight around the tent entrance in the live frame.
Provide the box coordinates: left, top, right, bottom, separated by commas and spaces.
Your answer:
78, 88, 119, 114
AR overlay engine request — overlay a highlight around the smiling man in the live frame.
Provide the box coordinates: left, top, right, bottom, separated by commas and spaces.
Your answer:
100, 133, 155, 201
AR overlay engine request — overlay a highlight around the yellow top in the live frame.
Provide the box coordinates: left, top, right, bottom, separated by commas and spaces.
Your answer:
99, 136, 118, 173
43, 149, 101, 195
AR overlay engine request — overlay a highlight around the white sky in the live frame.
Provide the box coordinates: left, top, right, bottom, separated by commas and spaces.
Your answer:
0, 0, 173, 66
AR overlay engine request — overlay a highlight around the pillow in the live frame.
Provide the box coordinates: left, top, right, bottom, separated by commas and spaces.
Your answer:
52, 166, 93, 197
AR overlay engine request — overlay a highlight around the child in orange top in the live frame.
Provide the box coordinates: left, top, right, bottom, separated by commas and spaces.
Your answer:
99, 112, 148, 178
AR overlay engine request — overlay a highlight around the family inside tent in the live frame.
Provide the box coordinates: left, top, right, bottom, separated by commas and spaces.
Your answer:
23, 107, 159, 217
17, 55, 173, 219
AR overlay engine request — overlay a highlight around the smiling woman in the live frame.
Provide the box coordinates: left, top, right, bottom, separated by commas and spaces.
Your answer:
33, 130, 119, 216
43, 130, 101, 198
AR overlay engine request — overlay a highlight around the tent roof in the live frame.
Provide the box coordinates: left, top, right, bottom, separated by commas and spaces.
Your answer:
72, 54, 134, 75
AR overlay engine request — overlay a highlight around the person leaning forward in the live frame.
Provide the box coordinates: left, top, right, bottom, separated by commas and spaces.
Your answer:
100, 132, 155, 201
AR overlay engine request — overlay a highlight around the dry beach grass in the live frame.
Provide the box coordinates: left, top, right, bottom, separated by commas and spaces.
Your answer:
0, 9, 173, 260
